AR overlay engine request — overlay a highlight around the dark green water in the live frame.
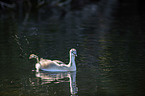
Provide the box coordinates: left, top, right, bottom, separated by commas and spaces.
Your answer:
1, 1, 145, 96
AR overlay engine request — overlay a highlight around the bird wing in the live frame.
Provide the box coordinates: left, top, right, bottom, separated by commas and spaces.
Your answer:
53, 60, 65, 64
40, 58, 65, 64
40, 60, 59, 69
39, 58, 67, 69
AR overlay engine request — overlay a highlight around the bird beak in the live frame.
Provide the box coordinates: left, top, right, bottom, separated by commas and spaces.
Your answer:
29, 56, 32, 59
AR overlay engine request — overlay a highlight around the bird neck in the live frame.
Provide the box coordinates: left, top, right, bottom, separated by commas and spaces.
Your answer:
36, 57, 40, 63
68, 54, 76, 68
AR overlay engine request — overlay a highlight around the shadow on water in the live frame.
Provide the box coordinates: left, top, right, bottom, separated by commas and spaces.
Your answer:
1, 0, 145, 96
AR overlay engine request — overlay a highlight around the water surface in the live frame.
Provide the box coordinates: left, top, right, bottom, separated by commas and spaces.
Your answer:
0, 1, 145, 96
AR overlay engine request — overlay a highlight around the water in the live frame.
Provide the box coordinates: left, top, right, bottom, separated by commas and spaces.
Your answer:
1, 1, 145, 96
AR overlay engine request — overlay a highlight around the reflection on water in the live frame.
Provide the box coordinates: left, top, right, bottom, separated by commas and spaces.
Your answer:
33, 71, 78, 95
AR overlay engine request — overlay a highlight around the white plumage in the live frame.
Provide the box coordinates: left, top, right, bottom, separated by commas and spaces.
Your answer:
29, 49, 77, 72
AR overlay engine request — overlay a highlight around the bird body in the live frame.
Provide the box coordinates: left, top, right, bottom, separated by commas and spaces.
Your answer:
29, 49, 77, 72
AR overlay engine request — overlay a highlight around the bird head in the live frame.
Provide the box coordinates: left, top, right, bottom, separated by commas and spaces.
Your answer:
70, 48, 77, 57
29, 54, 38, 59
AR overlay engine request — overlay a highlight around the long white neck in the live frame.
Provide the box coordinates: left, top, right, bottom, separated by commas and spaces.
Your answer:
36, 57, 40, 63
68, 54, 76, 70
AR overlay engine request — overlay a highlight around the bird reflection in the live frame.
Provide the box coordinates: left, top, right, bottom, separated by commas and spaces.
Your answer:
35, 71, 78, 95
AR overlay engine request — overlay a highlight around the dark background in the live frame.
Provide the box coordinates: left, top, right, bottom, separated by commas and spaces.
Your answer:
1, 0, 145, 96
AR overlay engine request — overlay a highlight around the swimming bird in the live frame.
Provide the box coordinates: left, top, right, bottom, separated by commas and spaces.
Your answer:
29, 48, 77, 72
